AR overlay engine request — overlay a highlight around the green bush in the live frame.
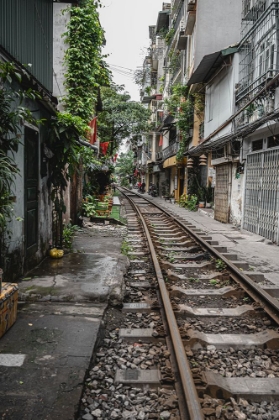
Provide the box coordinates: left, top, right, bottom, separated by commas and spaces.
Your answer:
82, 195, 97, 216
62, 223, 79, 250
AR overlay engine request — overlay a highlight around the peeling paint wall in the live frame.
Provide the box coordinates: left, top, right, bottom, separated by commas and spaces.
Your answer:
4, 100, 53, 281
53, 3, 70, 111
230, 163, 245, 227
53, 3, 72, 223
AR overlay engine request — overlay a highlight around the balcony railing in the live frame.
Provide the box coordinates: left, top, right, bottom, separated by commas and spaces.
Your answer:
162, 142, 179, 159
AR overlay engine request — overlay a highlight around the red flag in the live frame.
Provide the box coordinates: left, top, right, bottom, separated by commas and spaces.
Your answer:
159, 135, 163, 146
89, 116, 97, 144
100, 142, 109, 155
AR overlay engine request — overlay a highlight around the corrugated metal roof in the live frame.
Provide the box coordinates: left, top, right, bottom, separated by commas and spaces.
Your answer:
0, 0, 53, 92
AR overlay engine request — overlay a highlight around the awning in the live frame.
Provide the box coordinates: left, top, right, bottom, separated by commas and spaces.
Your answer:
187, 106, 279, 156
163, 156, 186, 168
187, 46, 238, 86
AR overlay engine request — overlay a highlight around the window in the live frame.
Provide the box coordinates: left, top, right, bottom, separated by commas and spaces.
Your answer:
252, 139, 263, 151
257, 39, 275, 79
267, 135, 279, 148
212, 147, 225, 160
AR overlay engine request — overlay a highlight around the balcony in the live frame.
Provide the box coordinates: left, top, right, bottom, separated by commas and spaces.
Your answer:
162, 142, 179, 159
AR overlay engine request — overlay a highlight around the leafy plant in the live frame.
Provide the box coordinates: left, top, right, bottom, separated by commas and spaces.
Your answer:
215, 259, 227, 271
189, 277, 199, 282
82, 195, 97, 216
62, 222, 79, 250
209, 279, 218, 285
164, 28, 175, 45
121, 240, 133, 256
179, 194, 198, 211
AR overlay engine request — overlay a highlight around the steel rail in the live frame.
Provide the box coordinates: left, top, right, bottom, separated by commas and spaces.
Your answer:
121, 189, 205, 420
137, 192, 279, 325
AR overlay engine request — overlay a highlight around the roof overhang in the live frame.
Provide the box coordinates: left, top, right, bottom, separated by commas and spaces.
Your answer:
187, 46, 238, 86
187, 107, 279, 156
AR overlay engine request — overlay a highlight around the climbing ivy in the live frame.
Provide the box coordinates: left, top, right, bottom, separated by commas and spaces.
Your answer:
63, 0, 110, 121
164, 84, 194, 160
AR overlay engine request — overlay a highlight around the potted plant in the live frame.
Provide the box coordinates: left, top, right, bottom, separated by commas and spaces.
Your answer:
197, 187, 206, 208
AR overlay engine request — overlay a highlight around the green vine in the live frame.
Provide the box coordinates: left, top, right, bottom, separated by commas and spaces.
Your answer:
47, 113, 89, 213
164, 28, 175, 45
47, 0, 111, 219
63, 0, 109, 121
164, 84, 194, 160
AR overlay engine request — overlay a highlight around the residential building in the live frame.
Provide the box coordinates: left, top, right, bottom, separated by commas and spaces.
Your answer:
187, 0, 279, 244
0, 0, 59, 280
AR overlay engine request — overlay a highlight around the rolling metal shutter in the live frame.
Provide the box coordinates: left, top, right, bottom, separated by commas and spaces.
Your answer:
243, 149, 279, 243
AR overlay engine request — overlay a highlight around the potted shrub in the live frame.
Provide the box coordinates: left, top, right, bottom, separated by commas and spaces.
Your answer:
197, 187, 206, 208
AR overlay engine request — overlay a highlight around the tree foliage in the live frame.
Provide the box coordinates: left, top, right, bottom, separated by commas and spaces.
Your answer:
115, 151, 135, 186
98, 85, 151, 153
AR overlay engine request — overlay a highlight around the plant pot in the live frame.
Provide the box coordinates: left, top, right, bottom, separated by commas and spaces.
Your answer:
198, 201, 205, 208
205, 202, 211, 208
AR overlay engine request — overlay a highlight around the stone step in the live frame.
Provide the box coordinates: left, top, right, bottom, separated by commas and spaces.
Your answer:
222, 253, 238, 261
262, 285, 279, 298
231, 261, 250, 270
203, 371, 279, 401
200, 236, 213, 241
243, 272, 266, 282
206, 240, 219, 246
213, 246, 228, 253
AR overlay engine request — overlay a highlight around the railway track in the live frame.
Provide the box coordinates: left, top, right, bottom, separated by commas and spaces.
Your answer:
78, 189, 279, 420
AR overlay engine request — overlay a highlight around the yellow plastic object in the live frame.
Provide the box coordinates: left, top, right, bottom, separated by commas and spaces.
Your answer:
49, 248, 64, 259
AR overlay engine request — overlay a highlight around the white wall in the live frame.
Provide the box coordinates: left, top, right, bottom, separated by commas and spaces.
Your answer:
230, 163, 245, 227
204, 53, 239, 140
195, 0, 242, 72
53, 3, 71, 111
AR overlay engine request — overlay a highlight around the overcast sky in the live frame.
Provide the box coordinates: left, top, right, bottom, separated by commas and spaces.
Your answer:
99, 0, 164, 101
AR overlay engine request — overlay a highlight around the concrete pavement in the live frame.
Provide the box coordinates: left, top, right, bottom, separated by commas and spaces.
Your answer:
0, 223, 128, 420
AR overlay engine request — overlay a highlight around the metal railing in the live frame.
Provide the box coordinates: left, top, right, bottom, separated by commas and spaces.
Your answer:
162, 142, 179, 159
